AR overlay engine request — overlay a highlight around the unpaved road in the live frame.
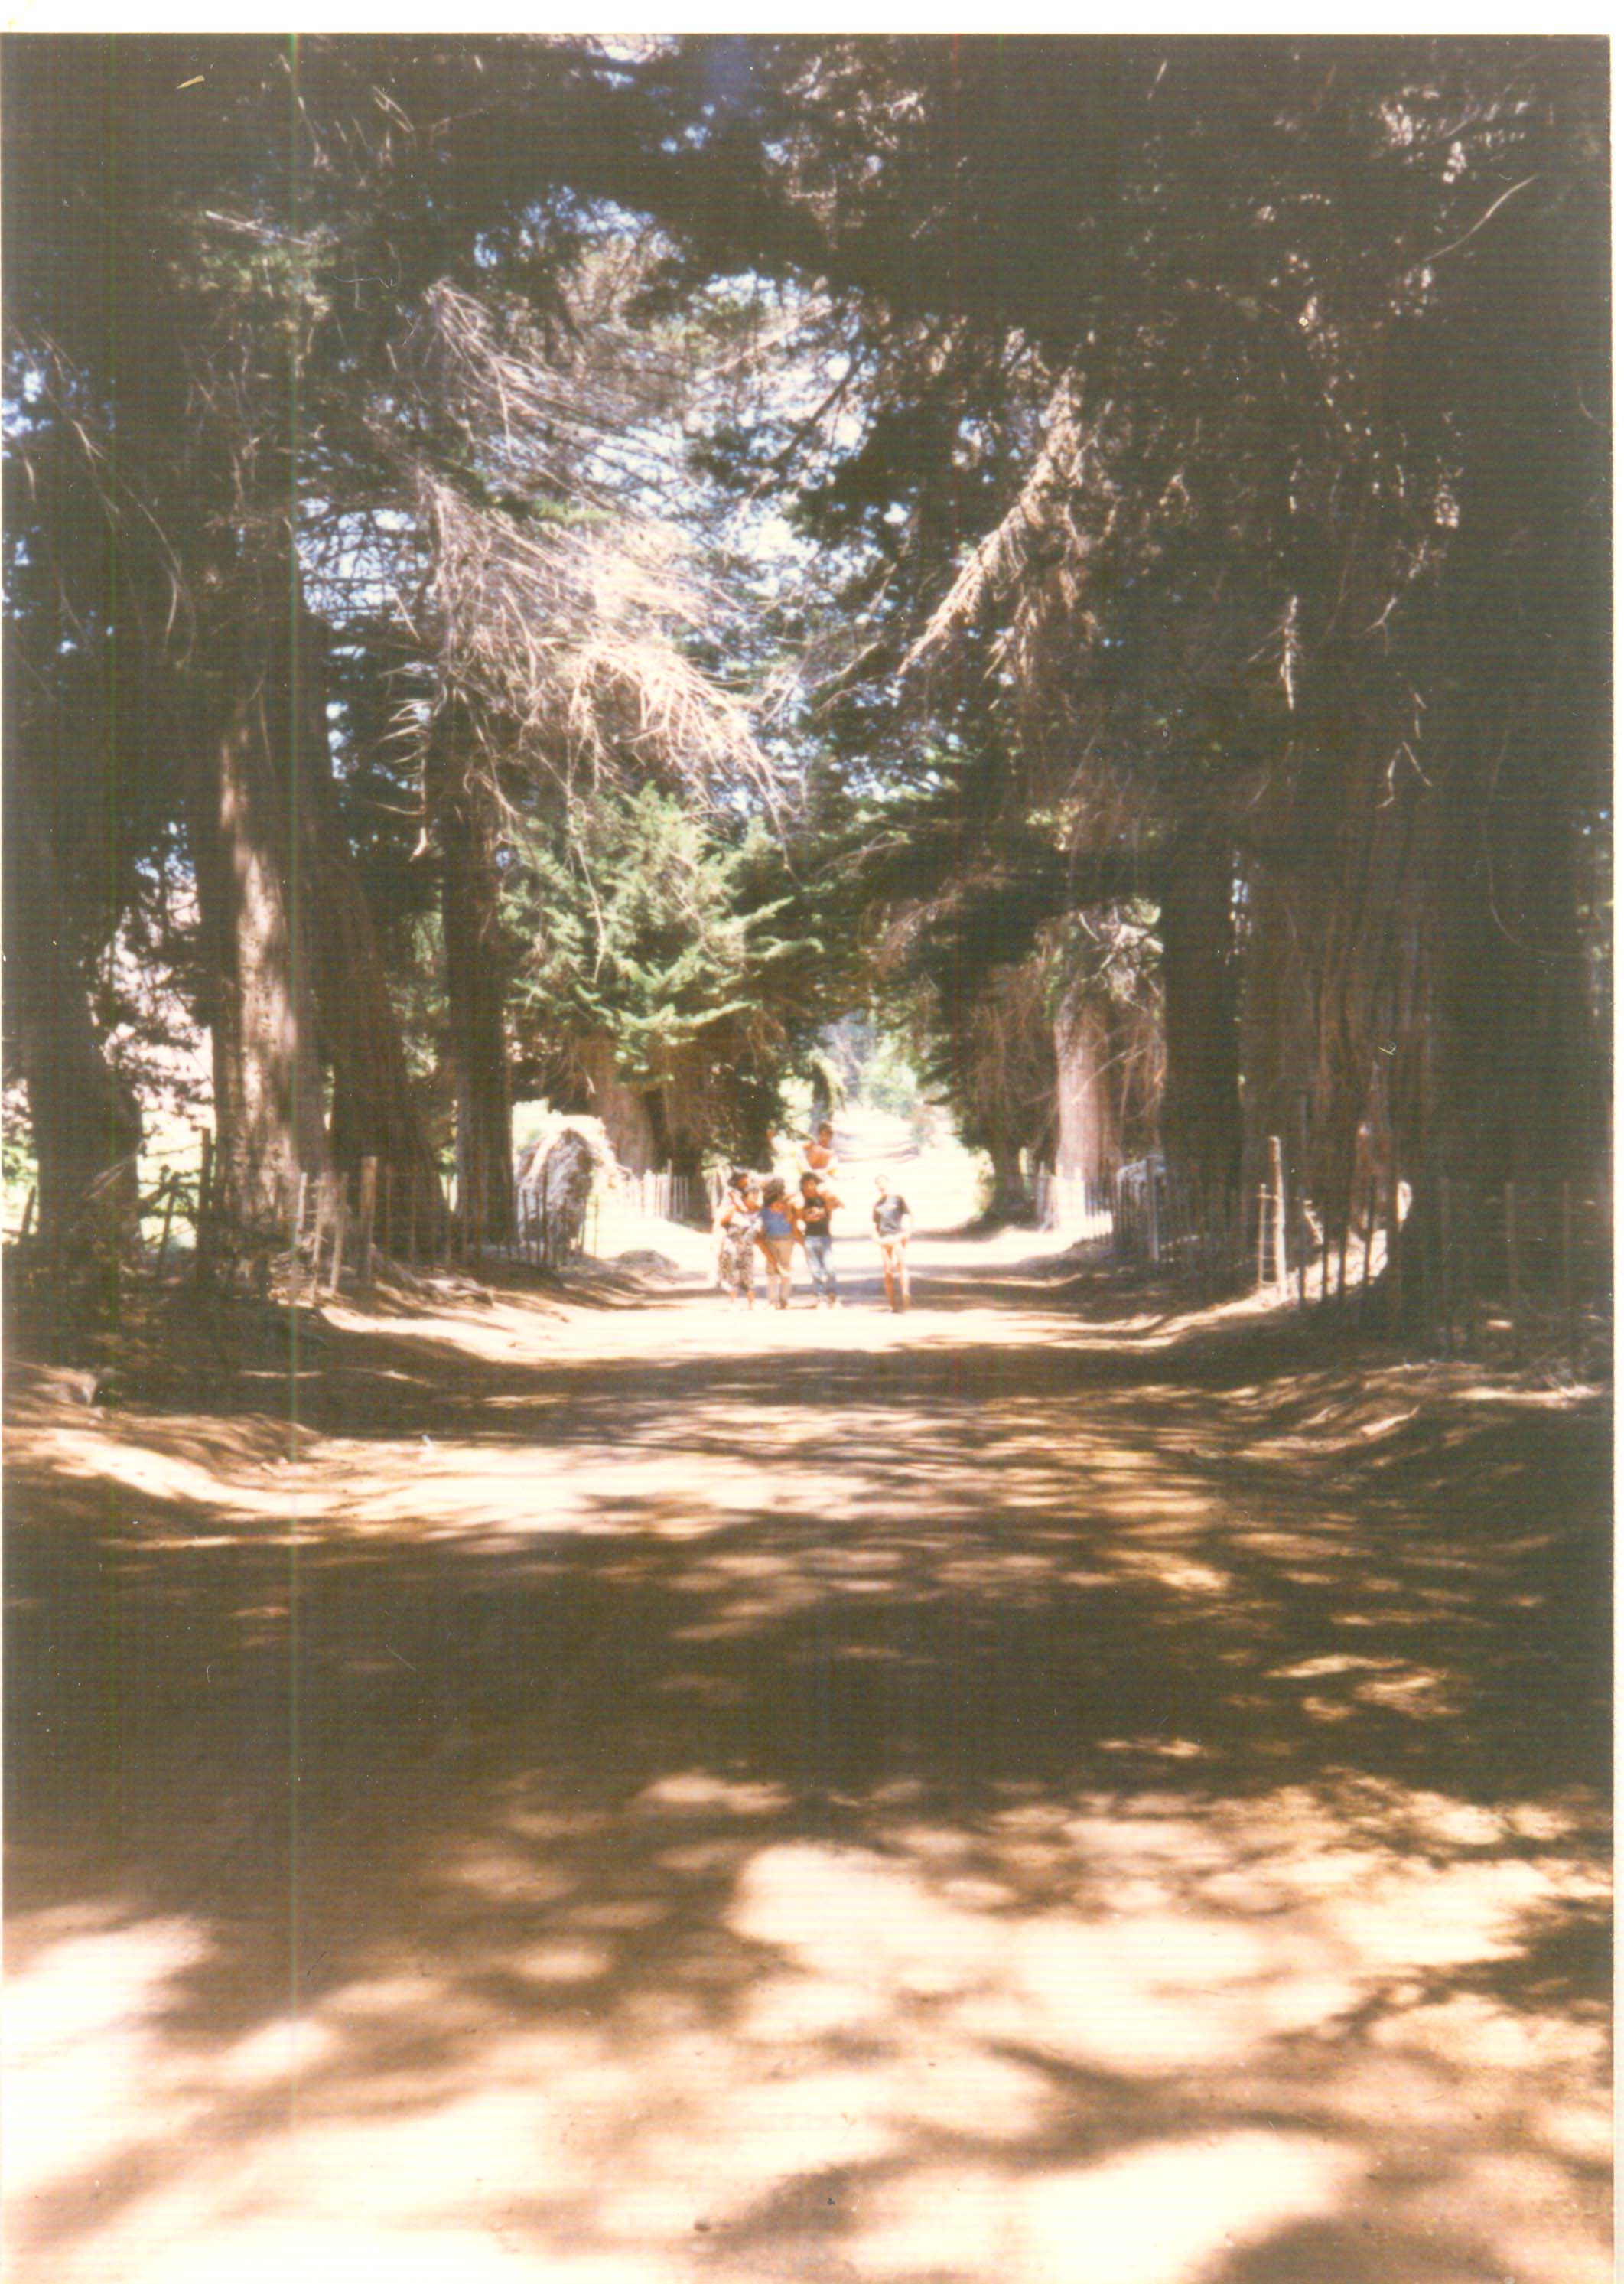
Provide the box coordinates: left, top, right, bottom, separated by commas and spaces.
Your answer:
5, 1236, 1611, 2283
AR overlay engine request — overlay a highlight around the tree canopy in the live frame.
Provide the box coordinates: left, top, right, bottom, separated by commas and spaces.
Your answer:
2, 34, 1609, 1263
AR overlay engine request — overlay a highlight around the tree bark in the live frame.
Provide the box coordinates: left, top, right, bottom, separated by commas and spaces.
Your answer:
565, 1039, 659, 1173
1237, 861, 1313, 1191
187, 588, 328, 1231
987, 1135, 1030, 1223
286, 607, 445, 1220
1053, 984, 1120, 1184
438, 761, 514, 1243
5, 780, 142, 1243
1428, 706, 1605, 1191
1159, 836, 1242, 1192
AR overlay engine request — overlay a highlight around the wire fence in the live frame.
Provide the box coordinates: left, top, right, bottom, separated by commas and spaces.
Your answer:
1037, 1146, 1609, 1357
10, 1129, 1609, 1361
5, 1139, 725, 1295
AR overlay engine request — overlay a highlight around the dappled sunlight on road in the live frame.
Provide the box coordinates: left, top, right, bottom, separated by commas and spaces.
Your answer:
5, 1771, 1607, 2283
5, 1263, 1610, 2281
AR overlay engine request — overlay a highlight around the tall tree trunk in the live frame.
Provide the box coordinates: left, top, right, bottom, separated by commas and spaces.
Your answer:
438, 765, 514, 1243
5, 781, 142, 1243
187, 587, 327, 1230
286, 605, 445, 1221
647, 1086, 704, 1181
1237, 860, 1314, 1196
987, 1135, 1029, 1222
1159, 836, 1242, 1192
1428, 704, 1605, 1192
568, 1039, 658, 1173
1053, 984, 1120, 1183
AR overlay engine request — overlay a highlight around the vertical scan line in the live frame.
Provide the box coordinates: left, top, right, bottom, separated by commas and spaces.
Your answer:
105, 35, 124, 1395
285, 28, 303, 2132
99, 31, 127, 1869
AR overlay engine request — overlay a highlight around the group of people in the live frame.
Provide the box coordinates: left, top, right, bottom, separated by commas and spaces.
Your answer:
713, 1122, 913, 1312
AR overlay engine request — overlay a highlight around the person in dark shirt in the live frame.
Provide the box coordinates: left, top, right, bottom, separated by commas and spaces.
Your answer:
872, 1174, 913, 1311
797, 1171, 841, 1307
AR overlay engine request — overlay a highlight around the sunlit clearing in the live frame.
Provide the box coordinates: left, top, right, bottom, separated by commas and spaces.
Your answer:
849, 2133, 1359, 2282
4, 1912, 210, 2235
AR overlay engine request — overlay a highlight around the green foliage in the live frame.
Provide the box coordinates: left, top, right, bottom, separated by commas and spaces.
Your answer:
804, 1048, 847, 1117
3, 1107, 38, 1218
628, 37, 1609, 1185
506, 784, 825, 1142
857, 1031, 925, 1121
815, 1012, 926, 1121
5, 36, 1607, 1216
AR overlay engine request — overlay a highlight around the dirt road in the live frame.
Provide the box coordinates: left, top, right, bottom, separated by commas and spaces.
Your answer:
5, 1239, 1611, 2282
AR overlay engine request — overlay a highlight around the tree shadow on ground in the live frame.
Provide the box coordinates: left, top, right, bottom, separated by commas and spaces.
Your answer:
4, 1273, 1611, 2283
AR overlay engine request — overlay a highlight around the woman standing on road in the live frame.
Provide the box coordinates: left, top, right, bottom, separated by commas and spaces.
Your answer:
797, 1171, 841, 1308
715, 1169, 763, 1308
757, 1175, 798, 1310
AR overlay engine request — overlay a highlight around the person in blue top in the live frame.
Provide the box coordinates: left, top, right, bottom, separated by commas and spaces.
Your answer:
757, 1175, 798, 1309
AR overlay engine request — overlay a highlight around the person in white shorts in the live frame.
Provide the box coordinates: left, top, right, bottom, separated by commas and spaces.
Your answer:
872, 1174, 913, 1311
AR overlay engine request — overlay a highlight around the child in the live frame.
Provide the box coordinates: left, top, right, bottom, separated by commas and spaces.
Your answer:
800, 1122, 838, 1183
797, 1171, 841, 1307
757, 1175, 798, 1310
872, 1173, 913, 1311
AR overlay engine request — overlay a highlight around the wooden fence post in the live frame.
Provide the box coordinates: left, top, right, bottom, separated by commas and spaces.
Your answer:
309, 1172, 327, 1283
1505, 1181, 1521, 1356
382, 1165, 394, 1263
1438, 1177, 1453, 1354
288, 1172, 304, 1308
155, 1176, 177, 1281
18, 1185, 36, 1243
1386, 1178, 1403, 1329
1561, 1179, 1576, 1353
357, 1157, 378, 1290
329, 1190, 348, 1297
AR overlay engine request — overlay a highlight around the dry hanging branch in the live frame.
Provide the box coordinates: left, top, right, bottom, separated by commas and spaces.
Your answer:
374, 269, 779, 814
903, 373, 1109, 677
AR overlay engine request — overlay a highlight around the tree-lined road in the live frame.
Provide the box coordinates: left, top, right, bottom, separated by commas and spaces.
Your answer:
6, 1254, 1609, 2283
